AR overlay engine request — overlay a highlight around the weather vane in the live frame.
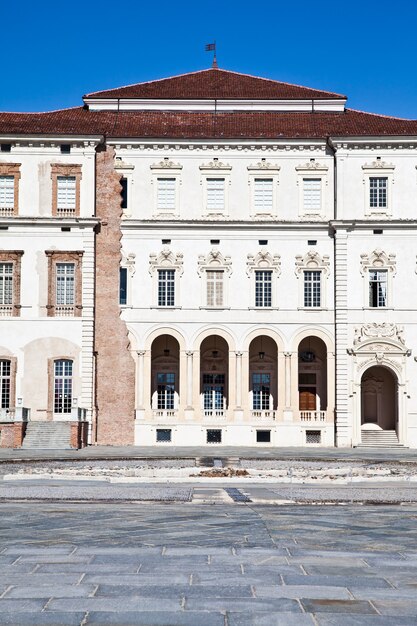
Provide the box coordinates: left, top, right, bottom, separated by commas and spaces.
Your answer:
205, 42, 218, 68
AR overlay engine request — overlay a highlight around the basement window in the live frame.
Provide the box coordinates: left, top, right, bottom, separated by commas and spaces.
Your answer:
256, 430, 271, 443
0, 144, 11, 153
306, 430, 321, 444
60, 144, 71, 154
156, 428, 172, 443
207, 429, 222, 444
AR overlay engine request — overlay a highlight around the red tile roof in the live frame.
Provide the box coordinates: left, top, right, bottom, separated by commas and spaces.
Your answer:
84, 68, 346, 100
1, 107, 417, 139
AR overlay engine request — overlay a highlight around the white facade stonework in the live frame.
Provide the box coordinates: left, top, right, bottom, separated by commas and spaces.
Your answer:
1, 67, 417, 448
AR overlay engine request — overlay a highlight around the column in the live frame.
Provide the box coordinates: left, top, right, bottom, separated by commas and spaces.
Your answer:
283, 351, 293, 421
136, 350, 146, 419
234, 351, 244, 421
185, 350, 195, 420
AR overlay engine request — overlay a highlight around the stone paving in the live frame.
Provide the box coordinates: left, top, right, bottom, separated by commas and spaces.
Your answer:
0, 497, 417, 625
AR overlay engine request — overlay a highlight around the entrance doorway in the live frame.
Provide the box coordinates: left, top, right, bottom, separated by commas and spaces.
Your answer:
361, 366, 397, 431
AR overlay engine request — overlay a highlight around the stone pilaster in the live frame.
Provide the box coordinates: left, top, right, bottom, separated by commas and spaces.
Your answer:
94, 144, 135, 445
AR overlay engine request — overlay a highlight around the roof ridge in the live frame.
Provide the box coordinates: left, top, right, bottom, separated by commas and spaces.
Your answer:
346, 107, 415, 122
0, 105, 85, 116
84, 68, 215, 98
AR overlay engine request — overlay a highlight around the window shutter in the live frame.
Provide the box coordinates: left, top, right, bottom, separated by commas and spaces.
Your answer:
157, 178, 176, 210
57, 176, 76, 210
254, 178, 273, 210
206, 178, 225, 211
0, 176, 14, 208
303, 178, 321, 212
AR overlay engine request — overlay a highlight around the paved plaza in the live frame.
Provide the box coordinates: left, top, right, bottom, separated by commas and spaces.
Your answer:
1, 479, 417, 625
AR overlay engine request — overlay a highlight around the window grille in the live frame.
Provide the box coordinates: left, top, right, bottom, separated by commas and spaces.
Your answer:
206, 270, 224, 306
252, 373, 271, 410
304, 270, 321, 307
256, 430, 271, 443
255, 270, 272, 307
303, 178, 321, 212
369, 269, 387, 307
56, 263, 75, 306
156, 429, 172, 442
0, 176, 14, 208
306, 430, 321, 444
54, 359, 73, 414
0, 263, 13, 305
158, 269, 175, 306
206, 178, 225, 211
57, 176, 76, 212
157, 178, 176, 211
206, 429, 222, 444
254, 178, 273, 211
157, 373, 175, 410
370, 177, 387, 209
0, 360, 11, 408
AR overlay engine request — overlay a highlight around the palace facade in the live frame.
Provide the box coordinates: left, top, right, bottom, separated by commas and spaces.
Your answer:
1, 68, 417, 448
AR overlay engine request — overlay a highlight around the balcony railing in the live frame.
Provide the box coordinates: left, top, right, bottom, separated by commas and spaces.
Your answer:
152, 409, 178, 420
0, 207, 14, 217
56, 207, 76, 218
299, 410, 326, 422
203, 409, 227, 421
0, 305, 13, 317
0, 407, 30, 422
55, 306, 75, 317
251, 409, 276, 422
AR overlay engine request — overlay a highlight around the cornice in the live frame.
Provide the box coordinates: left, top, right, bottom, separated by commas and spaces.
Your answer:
0, 217, 99, 228
330, 219, 417, 231
109, 139, 328, 152
121, 219, 331, 232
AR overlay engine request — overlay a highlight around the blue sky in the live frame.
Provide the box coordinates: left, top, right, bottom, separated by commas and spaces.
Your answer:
2, 0, 416, 119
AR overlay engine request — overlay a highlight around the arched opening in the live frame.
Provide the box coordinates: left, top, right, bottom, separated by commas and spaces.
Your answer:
200, 335, 229, 417
151, 335, 180, 416
248, 336, 278, 418
361, 366, 397, 431
298, 336, 327, 418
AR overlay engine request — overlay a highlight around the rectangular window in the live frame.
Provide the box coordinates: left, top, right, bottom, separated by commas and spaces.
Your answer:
158, 269, 175, 306
120, 178, 128, 209
0, 176, 14, 209
56, 263, 75, 306
57, 176, 76, 213
156, 428, 172, 442
54, 359, 73, 414
0, 360, 11, 409
206, 270, 224, 307
157, 178, 176, 211
119, 267, 127, 305
369, 269, 387, 307
255, 270, 272, 307
206, 178, 225, 212
206, 429, 222, 444
0, 263, 13, 306
304, 270, 321, 307
370, 177, 387, 209
303, 178, 321, 212
256, 430, 271, 443
254, 178, 273, 211
157, 373, 175, 410
252, 373, 271, 410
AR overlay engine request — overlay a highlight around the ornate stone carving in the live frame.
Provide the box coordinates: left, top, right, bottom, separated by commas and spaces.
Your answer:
150, 158, 182, 170
197, 249, 232, 276
121, 251, 136, 276
199, 160, 232, 171
246, 250, 281, 277
149, 247, 184, 276
295, 251, 330, 277
247, 161, 280, 171
295, 161, 328, 171
360, 249, 396, 276
353, 323, 405, 346
362, 160, 395, 171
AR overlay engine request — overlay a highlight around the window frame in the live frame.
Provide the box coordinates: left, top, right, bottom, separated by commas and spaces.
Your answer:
295, 161, 328, 219
0, 251, 23, 317
360, 249, 396, 310
303, 269, 322, 308
295, 250, 330, 310
45, 250, 83, 317
51, 163, 82, 217
248, 162, 280, 219
150, 159, 182, 218
362, 160, 395, 217
0, 163, 21, 216
197, 248, 232, 309
199, 160, 232, 217
368, 269, 388, 308
149, 247, 183, 309
0, 358, 16, 410
246, 250, 281, 309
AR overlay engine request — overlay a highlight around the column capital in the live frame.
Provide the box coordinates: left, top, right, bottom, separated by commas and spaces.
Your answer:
185, 350, 194, 357
235, 351, 243, 357
283, 351, 292, 358
137, 350, 146, 357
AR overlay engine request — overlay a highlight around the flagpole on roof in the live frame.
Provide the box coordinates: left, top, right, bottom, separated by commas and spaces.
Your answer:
205, 42, 218, 68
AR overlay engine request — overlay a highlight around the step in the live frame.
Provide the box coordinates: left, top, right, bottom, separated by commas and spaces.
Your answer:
22, 422, 72, 450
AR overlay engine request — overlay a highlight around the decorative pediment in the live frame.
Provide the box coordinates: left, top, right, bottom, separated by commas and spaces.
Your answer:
121, 251, 136, 276
150, 157, 182, 171
295, 251, 330, 276
360, 249, 396, 276
246, 250, 281, 276
197, 249, 232, 276
199, 160, 232, 171
149, 247, 184, 276
114, 158, 134, 170
362, 160, 395, 171
295, 161, 328, 172
247, 161, 280, 172
348, 323, 410, 362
